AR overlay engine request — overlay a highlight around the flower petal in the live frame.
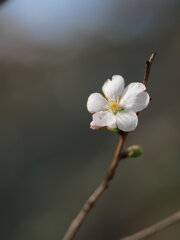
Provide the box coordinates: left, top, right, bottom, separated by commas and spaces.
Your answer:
121, 91, 150, 112
90, 121, 101, 130
122, 82, 146, 98
120, 82, 149, 112
102, 75, 124, 99
93, 111, 116, 127
87, 93, 107, 113
116, 110, 138, 132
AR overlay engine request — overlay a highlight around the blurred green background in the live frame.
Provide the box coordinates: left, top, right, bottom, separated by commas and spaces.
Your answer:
0, 0, 179, 239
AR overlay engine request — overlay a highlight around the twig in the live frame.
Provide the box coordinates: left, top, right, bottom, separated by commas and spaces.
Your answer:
120, 211, 180, 240
143, 52, 156, 86
62, 133, 127, 240
62, 53, 156, 240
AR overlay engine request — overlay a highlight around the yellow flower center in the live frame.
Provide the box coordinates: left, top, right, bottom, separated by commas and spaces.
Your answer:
105, 98, 123, 114
109, 102, 119, 111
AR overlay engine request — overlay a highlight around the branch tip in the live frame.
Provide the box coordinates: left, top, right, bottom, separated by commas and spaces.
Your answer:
143, 52, 156, 86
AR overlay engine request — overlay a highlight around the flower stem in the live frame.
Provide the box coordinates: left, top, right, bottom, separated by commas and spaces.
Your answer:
62, 133, 127, 240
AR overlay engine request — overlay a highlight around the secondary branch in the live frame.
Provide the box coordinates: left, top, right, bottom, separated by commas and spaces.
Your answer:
120, 211, 180, 240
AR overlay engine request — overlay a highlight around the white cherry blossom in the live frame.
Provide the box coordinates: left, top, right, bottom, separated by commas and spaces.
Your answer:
87, 75, 150, 132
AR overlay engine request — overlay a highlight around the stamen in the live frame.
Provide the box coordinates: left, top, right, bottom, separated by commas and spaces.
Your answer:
108, 98, 123, 114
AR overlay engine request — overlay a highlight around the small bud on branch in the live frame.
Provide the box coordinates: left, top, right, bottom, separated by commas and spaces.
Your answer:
126, 145, 143, 158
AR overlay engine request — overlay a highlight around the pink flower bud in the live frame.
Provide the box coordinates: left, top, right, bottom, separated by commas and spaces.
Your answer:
90, 121, 101, 130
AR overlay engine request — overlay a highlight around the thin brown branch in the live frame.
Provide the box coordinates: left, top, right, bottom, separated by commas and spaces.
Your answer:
62, 133, 127, 240
120, 211, 180, 240
62, 53, 156, 240
143, 52, 156, 86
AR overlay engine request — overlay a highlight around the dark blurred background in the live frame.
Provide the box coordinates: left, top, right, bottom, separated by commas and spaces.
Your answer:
0, 0, 179, 239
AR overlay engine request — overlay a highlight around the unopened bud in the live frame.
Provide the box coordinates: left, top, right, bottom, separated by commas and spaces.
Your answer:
126, 145, 143, 158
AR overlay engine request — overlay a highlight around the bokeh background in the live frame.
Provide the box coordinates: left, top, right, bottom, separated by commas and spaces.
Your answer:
0, 0, 180, 240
